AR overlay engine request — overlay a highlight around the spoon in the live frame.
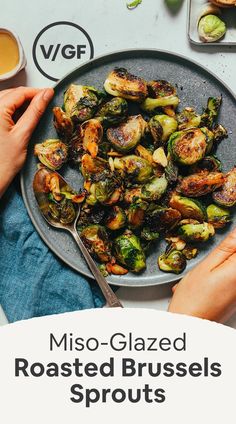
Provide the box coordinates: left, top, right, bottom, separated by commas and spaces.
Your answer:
33, 167, 123, 308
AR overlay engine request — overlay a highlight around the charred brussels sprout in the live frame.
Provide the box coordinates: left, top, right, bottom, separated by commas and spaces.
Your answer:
80, 225, 112, 262
49, 198, 76, 225
127, 201, 148, 229
168, 128, 207, 165
53, 107, 73, 142
178, 222, 215, 242
145, 204, 181, 232
124, 187, 142, 204
141, 80, 179, 113
141, 227, 160, 241
34, 139, 68, 170
104, 68, 148, 103
96, 97, 128, 126
177, 171, 225, 197
177, 107, 201, 131
198, 15, 226, 43
63, 84, 101, 123
113, 155, 153, 183
169, 194, 206, 221
207, 204, 231, 229
182, 246, 198, 260
107, 115, 147, 153
105, 206, 126, 230
80, 119, 103, 158
113, 231, 146, 272
158, 250, 186, 274
81, 154, 108, 179
213, 167, 236, 207
141, 175, 168, 201
201, 96, 222, 128
149, 114, 178, 144
190, 155, 222, 173
94, 178, 118, 204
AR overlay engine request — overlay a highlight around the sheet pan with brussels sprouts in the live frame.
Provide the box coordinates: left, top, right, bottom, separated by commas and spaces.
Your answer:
33, 67, 235, 276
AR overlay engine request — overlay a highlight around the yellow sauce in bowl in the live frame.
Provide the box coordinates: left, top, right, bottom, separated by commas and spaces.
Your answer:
0, 32, 19, 75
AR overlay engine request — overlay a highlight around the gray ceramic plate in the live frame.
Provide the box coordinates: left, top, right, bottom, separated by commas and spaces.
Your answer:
21, 49, 236, 287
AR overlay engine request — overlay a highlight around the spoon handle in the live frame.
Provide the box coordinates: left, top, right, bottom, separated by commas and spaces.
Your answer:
71, 229, 123, 308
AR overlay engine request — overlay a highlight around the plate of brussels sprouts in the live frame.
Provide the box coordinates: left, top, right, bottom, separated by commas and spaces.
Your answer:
21, 49, 236, 287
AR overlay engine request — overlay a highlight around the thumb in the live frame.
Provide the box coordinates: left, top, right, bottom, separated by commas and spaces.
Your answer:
200, 226, 236, 271
13, 88, 54, 142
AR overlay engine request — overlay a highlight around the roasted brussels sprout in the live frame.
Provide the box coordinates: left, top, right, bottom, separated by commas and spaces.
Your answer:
213, 167, 236, 207
182, 246, 198, 260
149, 114, 178, 144
190, 155, 222, 174
145, 204, 181, 232
141, 80, 179, 113
113, 231, 146, 272
53, 107, 73, 142
34, 139, 68, 170
165, 157, 179, 184
107, 115, 147, 153
80, 225, 112, 262
105, 206, 126, 230
64, 84, 101, 123
49, 198, 76, 224
80, 119, 103, 158
104, 68, 148, 102
168, 128, 208, 165
206, 204, 231, 229
177, 171, 225, 197
177, 107, 201, 131
94, 178, 119, 204
198, 15, 226, 43
124, 187, 142, 204
178, 222, 215, 242
141, 227, 160, 241
127, 201, 148, 229
201, 96, 222, 128
81, 154, 108, 179
141, 175, 168, 201
96, 97, 128, 126
169, 194, 206, 221
113, 155, 153, 183
201, 127, 215, 154
158, 249, 186, 274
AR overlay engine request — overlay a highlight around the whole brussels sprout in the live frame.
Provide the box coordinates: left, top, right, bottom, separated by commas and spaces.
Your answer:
34, 139, 68, 170
53, 107, 73, 142
207, 204, 231, 229
149, 114, 178, 144
64, 84, 102, 123
141, 175, 168, 201
141, 80, 179, 113
178, 222, 215, 242
127, 201, 148, 229
80, 225, 112, 262
213, 167, 236, 207
177, 107, 201, 131
96, 97, 128, 126
107, 115, 147, 153
113, 155, 153, 183
169, 194, 206, 221
158, 249, 186, 274
104, 68, 148, 103
168, 128, 207, 165
113, 231, 146, 272
201, 96, 222, 128
105, 206, 126, 230
198, 15, 226, 43
177, 171, 225, 197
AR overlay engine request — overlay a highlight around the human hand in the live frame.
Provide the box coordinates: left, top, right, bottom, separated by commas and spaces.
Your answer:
168, 227, 236, 323
0, 86, 54, 198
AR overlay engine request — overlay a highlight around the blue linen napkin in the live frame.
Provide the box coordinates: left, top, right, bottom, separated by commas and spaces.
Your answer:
0, 179, 105, 323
